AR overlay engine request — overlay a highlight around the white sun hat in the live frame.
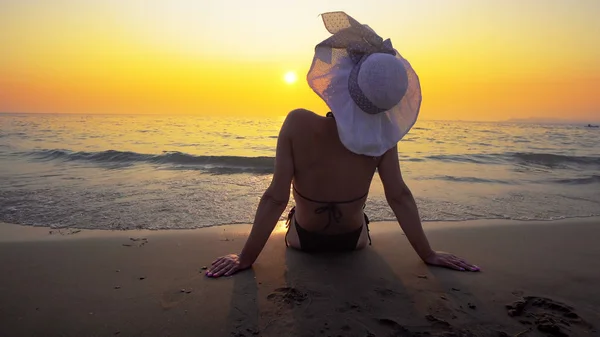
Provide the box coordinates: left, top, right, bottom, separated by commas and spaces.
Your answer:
307, 11, 422, 157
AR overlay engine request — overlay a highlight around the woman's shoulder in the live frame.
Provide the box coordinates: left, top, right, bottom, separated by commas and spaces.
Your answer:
282, 109, 326, 131
286, 108, 323, 121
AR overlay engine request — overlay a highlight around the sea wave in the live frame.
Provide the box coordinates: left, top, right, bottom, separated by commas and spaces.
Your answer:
550, 175, 600, 185
511, 152, 600, 167
424, 154, 497, 164
20, 149, 600, 175
23, 149, 275, 174
426, 152, 600, 168
432, 175, 511, 184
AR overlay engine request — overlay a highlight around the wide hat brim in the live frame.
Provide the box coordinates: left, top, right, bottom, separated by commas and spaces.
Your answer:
307, 12, 422, 157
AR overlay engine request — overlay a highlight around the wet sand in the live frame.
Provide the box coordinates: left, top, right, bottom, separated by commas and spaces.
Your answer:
0, 218, 599, 337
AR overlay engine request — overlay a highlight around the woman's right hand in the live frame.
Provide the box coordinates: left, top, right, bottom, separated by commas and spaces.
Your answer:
423, 251, 480, 272
206, 254, 251, 278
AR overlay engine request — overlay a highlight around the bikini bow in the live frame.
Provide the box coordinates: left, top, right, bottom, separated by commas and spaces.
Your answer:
315, 203, 343, 229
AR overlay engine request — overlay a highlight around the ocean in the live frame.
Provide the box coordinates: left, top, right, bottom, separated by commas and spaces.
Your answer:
1, 113, 599, 230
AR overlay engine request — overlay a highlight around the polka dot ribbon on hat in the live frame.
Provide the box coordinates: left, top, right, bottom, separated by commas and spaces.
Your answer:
315, 12, 398, 114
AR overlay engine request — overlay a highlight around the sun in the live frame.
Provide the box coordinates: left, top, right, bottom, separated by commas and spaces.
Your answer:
283, 71, 297, 85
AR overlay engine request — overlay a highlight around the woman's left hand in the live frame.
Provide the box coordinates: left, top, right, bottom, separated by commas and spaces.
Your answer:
206, 254, 250, 278
423, 251, 480, 272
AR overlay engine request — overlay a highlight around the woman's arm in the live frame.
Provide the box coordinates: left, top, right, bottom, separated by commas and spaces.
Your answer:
206, 113, 296, 278
237, 190, 289, 268
377, 146, 480, 272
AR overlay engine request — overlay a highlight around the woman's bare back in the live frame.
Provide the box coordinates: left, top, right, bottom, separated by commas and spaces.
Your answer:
287, 109, 380, 234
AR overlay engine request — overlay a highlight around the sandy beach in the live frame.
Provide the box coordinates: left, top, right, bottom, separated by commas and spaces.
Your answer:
3, 2, 600, 337
1, 218, 599, 337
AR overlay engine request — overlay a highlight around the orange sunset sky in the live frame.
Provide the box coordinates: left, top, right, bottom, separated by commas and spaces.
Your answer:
1, 0, 599, 121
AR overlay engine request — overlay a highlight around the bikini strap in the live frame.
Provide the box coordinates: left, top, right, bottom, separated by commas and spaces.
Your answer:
284, 207, 296, 247
363, 211, 372, 246
293, 185, 367, 204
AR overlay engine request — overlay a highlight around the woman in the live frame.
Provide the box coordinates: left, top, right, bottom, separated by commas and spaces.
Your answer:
207, 12, 479, 278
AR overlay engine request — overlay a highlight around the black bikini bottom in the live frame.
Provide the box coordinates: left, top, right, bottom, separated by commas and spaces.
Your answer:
285, 207, 371, 253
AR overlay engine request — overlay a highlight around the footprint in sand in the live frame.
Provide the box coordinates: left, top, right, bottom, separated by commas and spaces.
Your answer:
376, 316, 481, 337
160, 289, 192, 310
335, 301, 361, 314
374, 287, 401, 299
506, 296, 594, 336
266, 287, 308, 306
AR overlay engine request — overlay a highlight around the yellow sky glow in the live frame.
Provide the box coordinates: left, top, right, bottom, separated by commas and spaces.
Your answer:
1, 0, 599, 121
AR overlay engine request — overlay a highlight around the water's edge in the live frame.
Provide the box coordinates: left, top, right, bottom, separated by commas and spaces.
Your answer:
5, 214, 600, 231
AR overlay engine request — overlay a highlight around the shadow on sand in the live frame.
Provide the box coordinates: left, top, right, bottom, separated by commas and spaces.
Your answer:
225, 237, 510, 337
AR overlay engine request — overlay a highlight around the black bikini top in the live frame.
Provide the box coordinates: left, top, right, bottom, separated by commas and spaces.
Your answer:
293, 185, 368, 230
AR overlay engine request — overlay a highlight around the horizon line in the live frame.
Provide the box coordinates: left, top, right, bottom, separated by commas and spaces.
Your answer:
1, 111, 599, 124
